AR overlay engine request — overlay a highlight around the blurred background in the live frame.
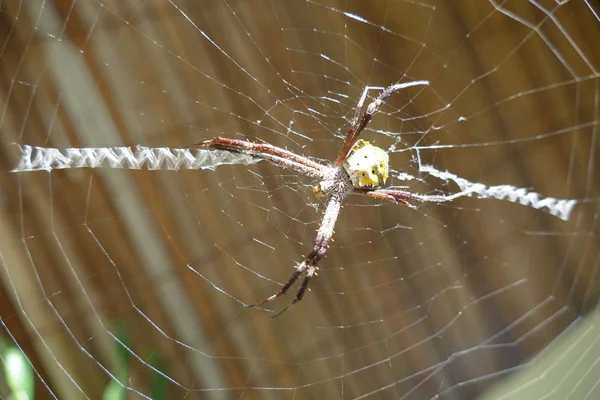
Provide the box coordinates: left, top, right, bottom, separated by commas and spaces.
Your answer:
1, 0, 599, 399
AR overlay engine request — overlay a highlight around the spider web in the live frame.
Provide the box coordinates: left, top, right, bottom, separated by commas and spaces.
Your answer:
1, 0, 599, 399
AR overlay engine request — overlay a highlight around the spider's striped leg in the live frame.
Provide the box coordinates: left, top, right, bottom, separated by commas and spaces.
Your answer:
271, 264, 318, 318
356, 188, 450, 208
335, 81, 429, 166
249, 195, 343, 317
250, 223, 331, 317
270, 195, 342, 317
191, 137, 325, 178
361, 190, 415, 208
246, 261, 308, 308
334, 86, 372, 166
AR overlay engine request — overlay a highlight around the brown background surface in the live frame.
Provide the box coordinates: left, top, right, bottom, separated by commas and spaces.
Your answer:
1, 1, 599, 399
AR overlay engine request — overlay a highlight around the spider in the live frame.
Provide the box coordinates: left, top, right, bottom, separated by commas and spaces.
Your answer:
191, 81, 449, 317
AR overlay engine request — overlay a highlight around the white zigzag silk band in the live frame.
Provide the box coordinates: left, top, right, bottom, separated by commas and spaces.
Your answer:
13, 145, 577, 221
421, 166, 576, 221
12, 145, 258, 172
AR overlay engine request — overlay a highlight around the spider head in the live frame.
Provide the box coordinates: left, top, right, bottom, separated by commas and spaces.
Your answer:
343, 139, 389, 188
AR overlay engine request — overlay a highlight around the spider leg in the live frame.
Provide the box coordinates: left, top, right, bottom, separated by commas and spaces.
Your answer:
247, 261, 308, 308
355, 188, 451, 207
270, 264, 318, 318
358, 189, 415, 208
191, 137, 325, 178
335, 81, 429, 166
250, 195, 343, 317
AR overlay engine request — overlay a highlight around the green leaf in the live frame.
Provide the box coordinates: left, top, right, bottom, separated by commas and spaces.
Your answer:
3, 345, 34, 400
102, 379, 126, 400
148, 352, 166, 400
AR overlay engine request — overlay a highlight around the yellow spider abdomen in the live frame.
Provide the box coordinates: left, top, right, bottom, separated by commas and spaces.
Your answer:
343, 139, 389, 189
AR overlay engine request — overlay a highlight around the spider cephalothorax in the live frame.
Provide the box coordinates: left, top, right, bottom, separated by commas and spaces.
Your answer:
312, 164, 354, 199
192, 81, 448, 317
